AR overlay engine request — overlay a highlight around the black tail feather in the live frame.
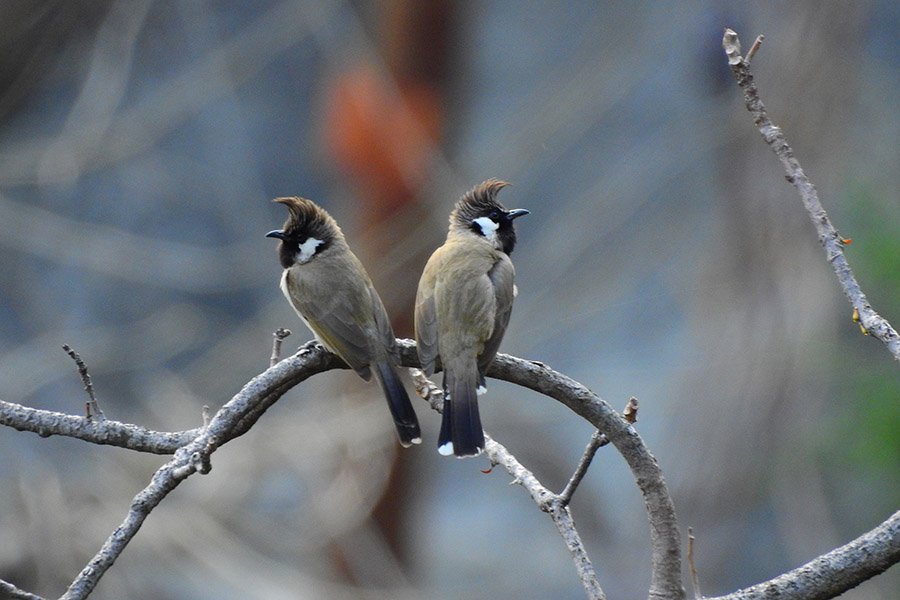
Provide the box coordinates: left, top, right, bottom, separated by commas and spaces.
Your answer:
375, 362, 421, 447
438, 370, 485, 457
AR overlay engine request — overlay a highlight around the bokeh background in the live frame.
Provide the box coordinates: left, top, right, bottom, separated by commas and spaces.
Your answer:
1, 1, 898, 599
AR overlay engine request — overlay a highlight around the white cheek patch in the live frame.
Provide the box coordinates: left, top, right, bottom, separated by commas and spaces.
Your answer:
295, 237, 324, 264
473, 216, 499, 242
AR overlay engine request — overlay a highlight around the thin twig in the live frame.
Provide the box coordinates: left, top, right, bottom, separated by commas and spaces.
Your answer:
744, 34, 764, 64
558, 396, 639, 507
0, 579, 45, 600
410, 369, 606, 600
688, 527, 702, 599
62, 344, 105, 420
722, 28, 900, 363
559, 430, 605, 507
59, 343, 342, 600
718, 28, 900, 598
2, 342, 679, 600
269, 328, 291, 367
487, 435, 605, 600
482, 353, 683, 600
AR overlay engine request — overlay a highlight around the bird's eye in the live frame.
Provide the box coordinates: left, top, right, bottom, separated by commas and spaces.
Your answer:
488, 210, 500, 220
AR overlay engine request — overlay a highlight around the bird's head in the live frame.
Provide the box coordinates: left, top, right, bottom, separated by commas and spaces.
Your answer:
266, 197, 340, 268
451, 179, 529, 255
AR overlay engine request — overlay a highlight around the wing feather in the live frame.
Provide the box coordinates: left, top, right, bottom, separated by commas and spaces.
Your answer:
415, 252, 441, 375
478, 253, 516, 374
282, 267, 374, 379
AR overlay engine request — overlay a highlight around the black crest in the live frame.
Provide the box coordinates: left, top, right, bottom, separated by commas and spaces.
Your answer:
268, 197, 337, 268
453, 179, 509, 225
452, 179, 527, 255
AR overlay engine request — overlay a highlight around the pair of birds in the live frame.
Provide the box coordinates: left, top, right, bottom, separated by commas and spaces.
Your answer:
266, 179, 528, 458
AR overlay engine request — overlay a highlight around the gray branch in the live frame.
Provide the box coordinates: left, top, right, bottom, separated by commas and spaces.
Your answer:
1, 340, 683, 600
0, 579, 44, 600
558, 430, 605, 507
57, 342, 340, 599
480, 351, 685, 600
722, 28, 900, 363
705, 510, 900, 600
411, 370, 606, 600
0, 399, 199, 454
488, 435, 606, 600
719, 27, 900, 597
560, 398, 638, 507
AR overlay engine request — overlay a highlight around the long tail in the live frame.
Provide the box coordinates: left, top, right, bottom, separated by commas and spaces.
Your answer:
438, 367, 485, 457
374, 362, 421, 447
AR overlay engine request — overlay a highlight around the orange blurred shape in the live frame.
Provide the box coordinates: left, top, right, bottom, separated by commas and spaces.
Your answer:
323, 66, 443, 218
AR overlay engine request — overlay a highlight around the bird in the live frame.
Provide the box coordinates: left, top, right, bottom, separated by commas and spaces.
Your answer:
266, 196, 421, 448
415, 179, 529, 457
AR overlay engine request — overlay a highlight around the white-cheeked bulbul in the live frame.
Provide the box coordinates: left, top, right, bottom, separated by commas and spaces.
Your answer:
415, 179, 528, 457
267, 197, 421, 447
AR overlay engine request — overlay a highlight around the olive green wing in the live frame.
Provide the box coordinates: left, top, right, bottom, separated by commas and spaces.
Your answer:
414, 252, 441, 376
282, 268, 374, 379
478, 254, 516, 375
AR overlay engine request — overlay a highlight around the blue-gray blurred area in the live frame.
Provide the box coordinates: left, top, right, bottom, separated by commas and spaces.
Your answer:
1, 1, 898, 599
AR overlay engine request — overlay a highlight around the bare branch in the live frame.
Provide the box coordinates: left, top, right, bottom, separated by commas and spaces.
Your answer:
0, 399, 199, 454
0, 579, 45, 600
410, 369, 606, 600
62, 344, 104, 420
720, 28, 900, 598
558, 430, 605, 507
722, 28, 900, 363
3, 340, 681, 599
687, 527, 702, 600
480, 351, 684, 600
59, 341, 342, 599
487, 435, 605, 600
269, 327, 292, 367
705, 510, 900, 600
557, 396, 640, 506
744, 35, 764, 64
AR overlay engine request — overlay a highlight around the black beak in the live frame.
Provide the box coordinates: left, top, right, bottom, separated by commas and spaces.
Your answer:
266, 230, 286, 240
506, 208, 530, 220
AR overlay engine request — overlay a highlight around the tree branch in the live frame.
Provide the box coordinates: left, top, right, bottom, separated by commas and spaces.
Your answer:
559, 397, 638, 507
481, 351, 685, 600
705, 510, 900, 600
719, 27, 900, 598
61, 344, 105, 420
269, 327, 292, 367
411, 370, 606, 600
0, 399, 199, 454
488, 435, 606, 600
558, 430, 605, 507
0, 579, 45, 600
722, 27, 900, 363
2, 340, 683, 599
58, 342, 341, 599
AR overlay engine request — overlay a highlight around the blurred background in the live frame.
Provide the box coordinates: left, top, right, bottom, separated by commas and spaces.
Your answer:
0, 1, 897, 598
